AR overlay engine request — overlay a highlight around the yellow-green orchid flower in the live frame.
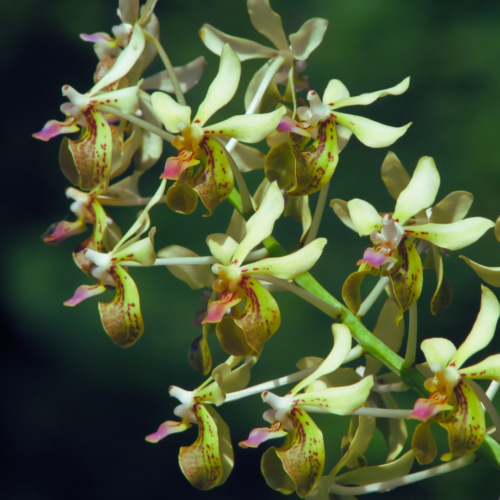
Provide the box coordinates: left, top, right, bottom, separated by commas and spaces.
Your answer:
63, 180, 166, 347
152, 44, 285, 215
331, 156, 494, 320
266, 78, 411, 197
239, 324, 373, 498
202, 181, 326, 355
33, 25, 146, 191
199, 0, 328, 111
145, 357, 255, 490
409, 286, 500, 464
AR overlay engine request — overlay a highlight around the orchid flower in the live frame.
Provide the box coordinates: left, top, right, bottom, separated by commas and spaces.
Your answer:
266, 78, 411, 197
199, 0, 328, 111
146, 357, 255, 490
152, 44, 285, 215
409, 286, 500, 464
203, 182, 326, 355
239, 324, 373, 498
331, 156, 494, 320
33, 25, 146, 191
63, 180, 166, 347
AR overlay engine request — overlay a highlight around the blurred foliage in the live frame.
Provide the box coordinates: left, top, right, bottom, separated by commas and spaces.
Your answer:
2, 0, 500, 499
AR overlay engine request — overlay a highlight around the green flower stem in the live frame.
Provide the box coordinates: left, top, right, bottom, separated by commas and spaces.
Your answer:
142, 30, 186, 106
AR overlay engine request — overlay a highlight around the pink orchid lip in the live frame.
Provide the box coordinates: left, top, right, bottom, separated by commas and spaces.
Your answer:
408, 396, 452, 421
202, 292, 241, 324
80, 32, 114, 44
63, 284, 106, 306
357, 247, 396, 268
239, 422, 284, 448
160, 156, 188, 180
33, 118, 79, 141
145, 420, 189, 443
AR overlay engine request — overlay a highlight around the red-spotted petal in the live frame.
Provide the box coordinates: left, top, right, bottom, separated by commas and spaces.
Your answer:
43, 219, 87, 245
98, 265, 144, 347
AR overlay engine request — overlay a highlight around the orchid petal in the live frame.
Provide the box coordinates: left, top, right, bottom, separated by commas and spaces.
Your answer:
347, 199, 382, 236
333, 450, 414, 486
67, 107, 112, 190
412, 422, 437, 465
265, 142, 296, 189
89, 82, 141, 115
357, 247, 397, 268
212, 356, 256, 394
145, 420, 191, 443
189, 328, 212, 376
449, 285, 500, 369
151, 91, 192, 133
137, 0, 158, 27
331, 414, 376, 476
297, 376, 374, 415
33, 117, 79, 141
342, 268, 378, 314
424, 248, 453, 315
404, 217, 494, 251
460, 257, 500, 288
393, 156, 440, 224
166, 180, 198, 215
458, 354, 500, 382
217, 137, 265, 172
217, 276, 280, 355
438, 382, 485, 461
206, 234, 239, 267
239, 421, 286, 448
158, 245, 214, 289
285, 195, 312, 243
289, 18, 328, 60
208, 107, 286, 143
194, 44, 241, 126
112, 228, 156, 265
431, 191, 473, 224
64, 283, 107, 306
409, 394, 453, 422
288, 117, 339, 197
142, 56, 207, 93
323, 79, 350, 104
244, 60, 282, 113
421, 338, 457, 369
98, 265, 144, 347
243, 238, 326, 279
80, 32, 114, 44
389, 235, 423, 324
262, 408, 324, 498
332, 77, 410, 110
178, 404, 226, 490
330, 198, 356, 232
366, 299, 404, 375
118, 0, 139, 24
381, 151, 411, 200
291, 324, 352, 396
199, 24, 277, 61
204, 291, 241, 324
334, 111, 411, 148
247, 0, 288, 51
187, 137, 234, 217
91, 24, 145, 95
231, 181, 284, 265
43, 219, 87, 245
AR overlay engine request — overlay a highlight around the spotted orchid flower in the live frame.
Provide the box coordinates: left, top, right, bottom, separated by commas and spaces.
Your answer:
266, 78, 411, 197
34, 25, 146, 191
379, 152, 481, 314
152, 44, 285, 215
239, 324, 374, 498
331, 156, 494, 321
64, 180, 166, 347
146, 357, 255, 490
202, 182, 327, 355
200, 0, 328, 111
409, 286, 500, 464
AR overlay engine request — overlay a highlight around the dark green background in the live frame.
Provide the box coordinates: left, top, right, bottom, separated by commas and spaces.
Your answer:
3, 1, 500, 499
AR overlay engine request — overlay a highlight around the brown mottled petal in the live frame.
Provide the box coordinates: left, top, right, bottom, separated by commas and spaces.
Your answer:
189, 325, 212, 375
98, 265, 144, 347
68, 107, 113, 190
167, 168, 199, 214
387, 235, 423, 324
342, 267, 378, 314
178, 404, 225, 490
437, 381, 486, 461
424, 247, 452, 315
262, 407, 324, 498
288, 117, 339, 197
265, 141, 296, 189
381, 151, 410, 201
412, 422, 438, 465
188, 137, 234, 217
59, 137, 81, 187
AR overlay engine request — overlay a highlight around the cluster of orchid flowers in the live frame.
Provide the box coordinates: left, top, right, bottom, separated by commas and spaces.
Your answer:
36, 0, 500, 498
